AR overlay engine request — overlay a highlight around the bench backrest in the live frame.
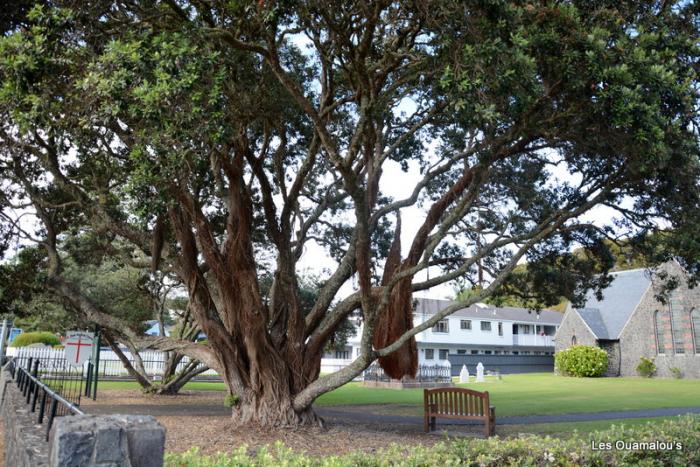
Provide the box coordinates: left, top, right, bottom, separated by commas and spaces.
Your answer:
424, 388, 490, 417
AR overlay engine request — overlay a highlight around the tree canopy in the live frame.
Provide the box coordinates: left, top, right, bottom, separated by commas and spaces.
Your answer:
1, 1, 698, 427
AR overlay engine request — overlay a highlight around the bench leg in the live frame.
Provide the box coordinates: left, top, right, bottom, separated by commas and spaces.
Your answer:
424, 413, 429, 432
489, 407, 496, 437
430, 416, 436, 431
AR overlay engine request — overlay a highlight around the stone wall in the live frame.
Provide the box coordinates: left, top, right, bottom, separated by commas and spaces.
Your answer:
599, 340, 621, 377
618, 262, 700, 378
553, 307, 598, 353
1, 366, 166, 466
49, 415, 165, 467
1, 369, 50, 466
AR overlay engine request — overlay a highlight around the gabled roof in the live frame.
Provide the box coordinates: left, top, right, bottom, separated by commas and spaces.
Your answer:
414, 298, 563, 325
573, 268, 652, 340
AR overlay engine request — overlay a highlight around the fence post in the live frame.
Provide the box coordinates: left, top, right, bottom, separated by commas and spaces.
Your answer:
31, 381, 40, 412
46, 398, 58, 441
85, 362, 93, 397
38, 389, 47, 423
32, 359, 40, 378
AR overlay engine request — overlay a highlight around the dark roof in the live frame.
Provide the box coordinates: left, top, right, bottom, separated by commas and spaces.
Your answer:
574, 268, 652, 339
414, 298, 563, 325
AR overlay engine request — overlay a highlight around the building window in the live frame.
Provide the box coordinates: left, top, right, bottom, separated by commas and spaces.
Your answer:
335, 350, 349, 359
425, 349, 434, 360
543, 325, 556, 336
432, 319, 449, 333
439, 349, 449, 360
460, 320, 472, 330
571, 335, 577, 345
521, 324, 532, 334
691, 309, 700, 354
457, 349, 466, 354
670, 297, 685, 354
481, 321, 492, 331
494, 350, 501, 355
498, 322, 503, 336
470, 350, 479, 354
512, 351, 519, 355
484, 350, 492, 355
654, 310, 666, 355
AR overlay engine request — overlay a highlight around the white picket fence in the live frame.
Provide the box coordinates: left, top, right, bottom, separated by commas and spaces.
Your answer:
8, 347, 356, 379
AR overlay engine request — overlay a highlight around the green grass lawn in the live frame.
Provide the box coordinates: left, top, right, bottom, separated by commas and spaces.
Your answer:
95, 373, 700, 417
496, 415, 685, 437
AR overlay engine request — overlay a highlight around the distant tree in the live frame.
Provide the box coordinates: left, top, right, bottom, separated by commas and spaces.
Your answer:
1, 2, 698, 427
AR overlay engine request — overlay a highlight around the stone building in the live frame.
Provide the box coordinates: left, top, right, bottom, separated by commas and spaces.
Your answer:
555, 262, 700, 378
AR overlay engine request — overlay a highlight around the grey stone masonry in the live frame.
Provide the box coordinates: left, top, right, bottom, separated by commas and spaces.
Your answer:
554, 306, 597, 353
1, 365, 166, 467
1, 368, 50, 466
49, 414, 165, 467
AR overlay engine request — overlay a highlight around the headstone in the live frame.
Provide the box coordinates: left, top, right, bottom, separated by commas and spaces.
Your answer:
459, 365, 470, 383
476, 362, 485, 382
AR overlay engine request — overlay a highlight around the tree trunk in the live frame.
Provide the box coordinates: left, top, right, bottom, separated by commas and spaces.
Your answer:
231, 384, 323, 428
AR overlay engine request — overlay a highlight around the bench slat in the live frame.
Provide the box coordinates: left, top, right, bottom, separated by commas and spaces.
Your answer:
424, 388, 495, 436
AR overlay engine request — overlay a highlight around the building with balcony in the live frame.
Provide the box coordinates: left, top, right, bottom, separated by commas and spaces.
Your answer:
339, 297, 563, 363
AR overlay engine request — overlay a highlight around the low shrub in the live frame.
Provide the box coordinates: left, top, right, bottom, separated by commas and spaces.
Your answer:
165, 415, 700, 466
10, 332, 60, 348
223, 394, 239, 408
554, 345, 608, 377
636, 357, 656, 378
670, 367, 682, 379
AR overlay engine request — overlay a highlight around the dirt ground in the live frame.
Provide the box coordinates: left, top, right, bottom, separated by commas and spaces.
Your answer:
81, 390, 455, 457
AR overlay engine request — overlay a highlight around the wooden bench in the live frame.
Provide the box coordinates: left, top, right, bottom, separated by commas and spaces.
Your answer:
424, 388, 495, 436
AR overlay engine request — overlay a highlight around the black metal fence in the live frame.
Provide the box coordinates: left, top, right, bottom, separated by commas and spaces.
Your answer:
7, 358, 84, 440
13, 348, 89, 408
363, 364, 452, 383
449, 354, 555, 375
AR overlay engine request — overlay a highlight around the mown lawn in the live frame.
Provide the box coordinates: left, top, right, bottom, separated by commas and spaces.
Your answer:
95, 373, 700, 417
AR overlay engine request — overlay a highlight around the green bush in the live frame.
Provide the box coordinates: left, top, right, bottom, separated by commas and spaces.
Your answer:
636, 357, 656, 378
554, 345, 608, 377
670, 367, 682, 379
223, 394, 239, 408
165, 415, 700, 466
10, 332, 60, 348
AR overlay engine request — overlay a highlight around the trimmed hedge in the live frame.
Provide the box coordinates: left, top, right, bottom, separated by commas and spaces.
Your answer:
165, 415, 700, 466
10, 331, 60, 348
555, 345, 608, 377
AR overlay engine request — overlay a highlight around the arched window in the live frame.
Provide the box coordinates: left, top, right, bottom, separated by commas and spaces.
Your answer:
654, 311, 666, 355
691, 309, 700, 354
670, 296, 685, 355
571, 335, 577, 346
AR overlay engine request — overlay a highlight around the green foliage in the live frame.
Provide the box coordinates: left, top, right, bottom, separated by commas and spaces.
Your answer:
636, 357, 657, 378
555, 345, 608, 377
165, 416, 700, 466
670, 367, 682, 379
10, 331, 60, 347
223, 394, 239, 408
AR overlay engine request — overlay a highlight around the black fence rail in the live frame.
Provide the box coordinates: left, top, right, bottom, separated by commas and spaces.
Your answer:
7, 358, 84, 440
363, 364, 452, 383
14, 348, 87, 408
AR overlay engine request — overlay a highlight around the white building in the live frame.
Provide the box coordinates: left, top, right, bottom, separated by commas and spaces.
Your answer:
334, 298, 562, 363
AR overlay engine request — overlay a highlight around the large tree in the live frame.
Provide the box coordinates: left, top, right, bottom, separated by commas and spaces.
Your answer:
1, 1, 698, 427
